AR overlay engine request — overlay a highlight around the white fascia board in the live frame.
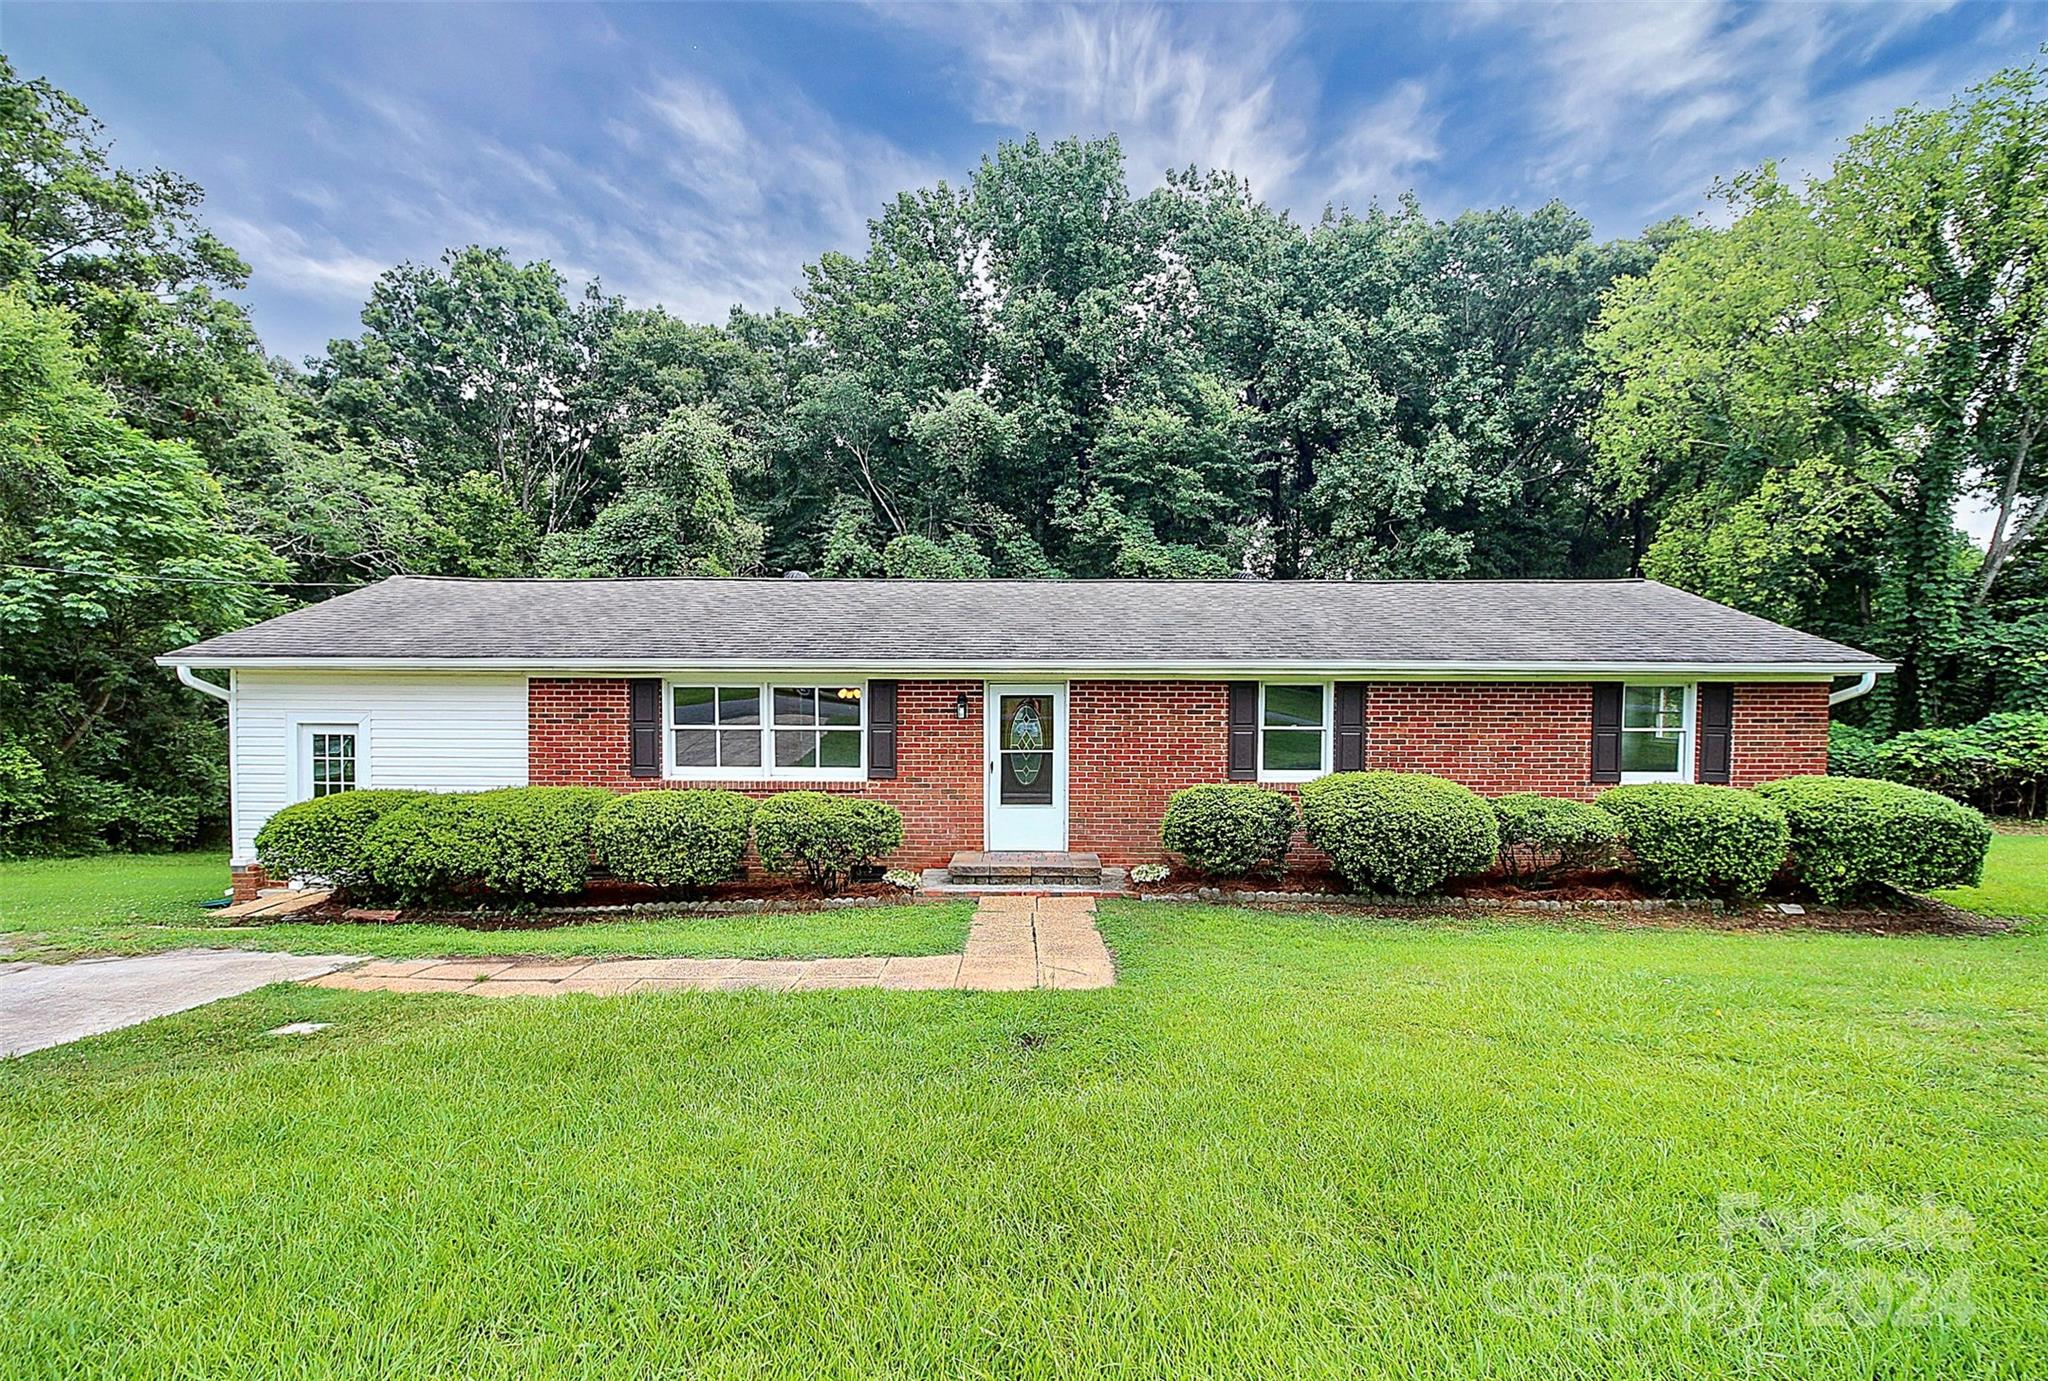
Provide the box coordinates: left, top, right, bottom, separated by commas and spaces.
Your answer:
158, 654, 1893, 680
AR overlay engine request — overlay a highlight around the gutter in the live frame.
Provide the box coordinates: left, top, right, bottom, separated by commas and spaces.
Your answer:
1828, 670, 1879, 706
175, 665, 233, 701
155, 655, 1895, 679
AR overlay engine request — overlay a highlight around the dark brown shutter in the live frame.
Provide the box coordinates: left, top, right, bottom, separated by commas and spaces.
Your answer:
1698, 683, 1733, 784
1590, 682, 1623, 784
1334, 682, 1367, 772
1227, 681, 1259, 780
628, 678, 662, 779
867, 680, 898, 780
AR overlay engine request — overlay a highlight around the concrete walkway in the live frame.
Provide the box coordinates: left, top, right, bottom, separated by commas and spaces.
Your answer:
305, 895, 1116, 998
0, 949, 362, 1059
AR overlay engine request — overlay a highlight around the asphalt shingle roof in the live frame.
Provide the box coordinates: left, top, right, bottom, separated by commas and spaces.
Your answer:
160, 576, 1888, 671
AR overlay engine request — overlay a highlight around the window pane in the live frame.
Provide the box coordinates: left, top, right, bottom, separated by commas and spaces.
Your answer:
1002, 695, 1053, 751
718, 686, 760, 725
1621, 731, 1682, 774
675, 728, 716, 767
1264, 684, 1324, 729
819, 729, 861, 767
818, 686, 862, 727
1263, 728, 1322, 772
673, 686, 716, 727
1000, 752, 1054, 805
774, 687, 817, 726
720, 729, 761, 767
775, 730, 818, 767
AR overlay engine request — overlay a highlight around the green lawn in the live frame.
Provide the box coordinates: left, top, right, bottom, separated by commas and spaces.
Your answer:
0, 852, 971, 961
1935, 833, 2048, 924
3, 881, 2044, 1375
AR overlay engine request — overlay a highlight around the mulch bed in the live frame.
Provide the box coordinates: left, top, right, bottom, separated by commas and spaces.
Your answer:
233, 876, 928, 931
1130, 864, 2015, 937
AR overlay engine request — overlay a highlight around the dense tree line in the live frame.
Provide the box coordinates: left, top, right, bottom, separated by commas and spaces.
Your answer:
2, 55, 2043, 853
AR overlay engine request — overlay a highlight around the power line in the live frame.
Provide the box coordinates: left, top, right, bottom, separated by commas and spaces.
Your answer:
1, 561, 367, 589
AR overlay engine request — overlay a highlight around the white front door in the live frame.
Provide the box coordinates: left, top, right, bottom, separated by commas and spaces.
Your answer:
984, 683, 1067, 850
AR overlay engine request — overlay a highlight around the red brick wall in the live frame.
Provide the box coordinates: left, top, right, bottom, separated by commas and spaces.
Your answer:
1067, 680, 1230, 861
1364, 682, 1600, 798
527, 677, 983, 868
526, 676, 1834, 871
1728, 682, 1831, 784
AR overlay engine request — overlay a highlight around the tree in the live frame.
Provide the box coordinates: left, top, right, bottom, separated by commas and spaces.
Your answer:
540, 408, 761, 577
0, 290, 282, 852
316, 247, 621, 537
1588, 59, 2048, 729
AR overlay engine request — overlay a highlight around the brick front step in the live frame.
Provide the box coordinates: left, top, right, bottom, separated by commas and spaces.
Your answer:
945, 851, 1104, 885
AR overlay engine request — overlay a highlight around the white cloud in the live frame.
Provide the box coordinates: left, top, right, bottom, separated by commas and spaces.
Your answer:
1473, 0, 2013, 222
884, 1, 1313, 202
1325, 80, 1442, 211
212, 215, 387, 300
231, 57, 941, 341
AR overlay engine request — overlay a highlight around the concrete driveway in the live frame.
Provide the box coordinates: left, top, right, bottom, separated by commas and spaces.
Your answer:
0, 949, 361, 1059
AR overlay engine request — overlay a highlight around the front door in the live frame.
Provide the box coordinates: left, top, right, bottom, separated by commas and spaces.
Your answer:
985, 683, 1066, 850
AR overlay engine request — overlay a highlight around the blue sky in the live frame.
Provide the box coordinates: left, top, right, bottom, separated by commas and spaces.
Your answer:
6, 2, 2039, 365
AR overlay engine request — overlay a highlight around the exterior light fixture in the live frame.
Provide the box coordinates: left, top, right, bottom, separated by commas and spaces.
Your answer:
954, 691, 971, 720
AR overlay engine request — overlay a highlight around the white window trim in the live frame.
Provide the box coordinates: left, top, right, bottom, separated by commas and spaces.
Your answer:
662, 678, 868, 783
1617, 681, 1697, 785
290, 717, 370, 802
1257, 681, 1333, 783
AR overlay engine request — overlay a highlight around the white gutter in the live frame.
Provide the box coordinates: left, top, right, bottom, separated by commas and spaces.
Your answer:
155, 654, 1895, 679
175, 665, 233, 701
1829, 670, 1879, 706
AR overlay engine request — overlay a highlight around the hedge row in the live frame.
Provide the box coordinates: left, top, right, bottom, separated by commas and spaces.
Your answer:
1829, 711, 2048, 817
1156, 772, 1989, 903
254, 786, 903, 903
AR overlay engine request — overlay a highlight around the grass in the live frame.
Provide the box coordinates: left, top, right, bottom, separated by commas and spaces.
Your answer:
0, 852, 971, 961
3, 880, 2046, 1376
1934, 833, 2048, 924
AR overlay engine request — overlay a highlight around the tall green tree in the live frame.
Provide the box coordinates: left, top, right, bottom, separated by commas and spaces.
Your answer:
0, 291, 282, 852
540, 407, 762, 577
316, 247, 623, 537
1589, 59, 2048, 728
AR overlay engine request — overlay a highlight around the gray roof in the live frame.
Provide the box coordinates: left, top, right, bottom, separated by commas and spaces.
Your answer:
160, 576, 1888, 673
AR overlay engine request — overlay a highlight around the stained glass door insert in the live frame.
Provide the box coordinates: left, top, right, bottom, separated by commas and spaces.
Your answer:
998, 693, 1055, 806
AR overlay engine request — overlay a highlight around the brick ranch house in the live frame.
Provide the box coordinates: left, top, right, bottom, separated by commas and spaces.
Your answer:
159, 576, 1890, 899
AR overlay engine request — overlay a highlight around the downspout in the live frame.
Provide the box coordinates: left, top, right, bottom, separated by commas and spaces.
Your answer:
1828, 671, 1878, 707
176, 666, 232, 701
175, 666, 240, 881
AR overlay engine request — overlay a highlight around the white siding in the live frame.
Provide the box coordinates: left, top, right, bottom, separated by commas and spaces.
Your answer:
229, 671, 529, 863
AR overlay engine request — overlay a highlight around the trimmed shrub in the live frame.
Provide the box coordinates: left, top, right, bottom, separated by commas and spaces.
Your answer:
1298, 772, 1499, 896
591, 789, 755, 890
753, 791, 903, 892
1595, 783, 1789, 899
1159, 784, 1297, 877
1491, 793, 1623, 881
360, 786, 613, 903
253, 789, 427, 890
1754, 775, 1992, 903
